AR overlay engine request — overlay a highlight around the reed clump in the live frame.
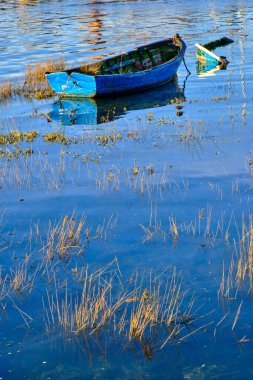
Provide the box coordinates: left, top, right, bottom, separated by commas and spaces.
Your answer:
43, 132, 71, 144
0, 271, 10, 304
1, 255, 36, 303
23, 59, 67, 99
1, 60, 67, 101
219, 214, 253, 300
0, 81, 13, 101
25, 59, 67, 85
45, 215, 86, 261
44, 264, 199, 348
0, 130, 38, 146
94, 132, 122, 146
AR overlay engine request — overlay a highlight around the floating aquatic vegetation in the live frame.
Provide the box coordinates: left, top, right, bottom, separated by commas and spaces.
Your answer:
43, 131, 72, 144
94, 132, 122, 146
0, 130, 38, 146
0, 147, 34, 160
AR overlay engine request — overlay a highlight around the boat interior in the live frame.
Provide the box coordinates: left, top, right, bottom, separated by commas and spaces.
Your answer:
70, 39, 181, 76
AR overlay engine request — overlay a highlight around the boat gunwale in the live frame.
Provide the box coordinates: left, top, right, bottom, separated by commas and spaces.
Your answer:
63, 38, 186, 79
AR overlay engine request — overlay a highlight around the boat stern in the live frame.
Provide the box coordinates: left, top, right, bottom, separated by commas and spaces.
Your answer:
46, 72, 97, 98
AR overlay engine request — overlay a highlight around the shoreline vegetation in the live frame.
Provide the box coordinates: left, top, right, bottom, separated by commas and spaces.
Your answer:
0, 59, 67, 101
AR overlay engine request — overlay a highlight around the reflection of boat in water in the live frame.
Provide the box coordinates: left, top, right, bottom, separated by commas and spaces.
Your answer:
49, 78, 185, 126
196, 60, 227, 77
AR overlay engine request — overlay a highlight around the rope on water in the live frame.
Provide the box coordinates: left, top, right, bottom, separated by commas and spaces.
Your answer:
183, 56, 191, 75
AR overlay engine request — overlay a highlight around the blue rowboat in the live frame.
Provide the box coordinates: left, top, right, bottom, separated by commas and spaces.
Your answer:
46, 34, 186, 98
49, 78, 185, 125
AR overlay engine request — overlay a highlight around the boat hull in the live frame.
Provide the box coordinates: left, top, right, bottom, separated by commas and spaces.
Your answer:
46, 39, 186, 98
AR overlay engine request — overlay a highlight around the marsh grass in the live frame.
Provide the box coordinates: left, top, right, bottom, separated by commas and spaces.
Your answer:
24, 59, 67, 99
219, 214, 253, 301
0, 269, 10, 305
0, 253, 38, 313
0, 81, 13, 101
25, 59, 67, 85
44, 263, 200, 350
10, 255, 37, 293
0, 211, 118, 314
45, 214, 86, 261
0, 144, 67, 191
0, 59, 67, 101
42, 212, 118, 263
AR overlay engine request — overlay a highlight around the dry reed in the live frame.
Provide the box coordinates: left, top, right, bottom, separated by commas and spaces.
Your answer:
25, 59, 67, 85
0, 81, 13, 101
45, 214, 86, 261
44, 264, 199, 349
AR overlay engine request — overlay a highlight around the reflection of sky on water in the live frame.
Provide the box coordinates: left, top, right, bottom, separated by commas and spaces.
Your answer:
0, 0, 252, 81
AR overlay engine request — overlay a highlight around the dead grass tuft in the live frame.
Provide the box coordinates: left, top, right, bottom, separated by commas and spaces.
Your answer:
25, 59, 67, 85
45, 214, 86, 261
0, 81, 13, 101
44, 264, 199, 348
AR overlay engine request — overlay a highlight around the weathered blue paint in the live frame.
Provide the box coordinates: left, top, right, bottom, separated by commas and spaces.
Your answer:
46, 38, 186, 98
46, 72, 97, 97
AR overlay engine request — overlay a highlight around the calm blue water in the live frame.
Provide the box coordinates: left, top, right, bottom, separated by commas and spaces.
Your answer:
1, 0, 253, 379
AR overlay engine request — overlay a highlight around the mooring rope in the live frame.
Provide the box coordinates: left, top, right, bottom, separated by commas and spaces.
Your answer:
183, 56, 191, 75
173, 33, 191, 76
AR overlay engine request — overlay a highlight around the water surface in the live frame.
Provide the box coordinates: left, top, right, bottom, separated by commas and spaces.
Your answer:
0, 1, 253, 379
